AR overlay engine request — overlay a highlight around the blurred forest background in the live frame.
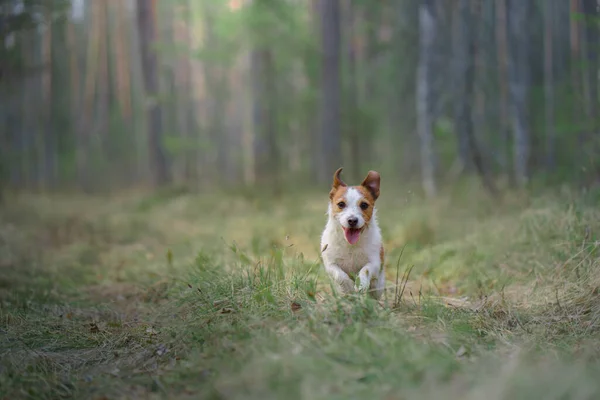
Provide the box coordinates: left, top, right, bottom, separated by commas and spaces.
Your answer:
0, 0, 599, 197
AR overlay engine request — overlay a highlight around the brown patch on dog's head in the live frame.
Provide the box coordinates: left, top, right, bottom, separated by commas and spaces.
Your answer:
361, 170, 380, 200
354, 185, 376, 224
352, 170, 381, 225
329, 167, 347, 200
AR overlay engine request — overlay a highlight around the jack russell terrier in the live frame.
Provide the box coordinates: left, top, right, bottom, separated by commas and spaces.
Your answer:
320, 168, 385, 299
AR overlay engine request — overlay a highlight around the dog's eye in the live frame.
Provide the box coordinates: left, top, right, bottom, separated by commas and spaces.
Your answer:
360, 202, 369, 210
337, 201, 346, 209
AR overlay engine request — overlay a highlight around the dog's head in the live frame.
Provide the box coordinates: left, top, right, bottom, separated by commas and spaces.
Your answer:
328, 168, 380, 245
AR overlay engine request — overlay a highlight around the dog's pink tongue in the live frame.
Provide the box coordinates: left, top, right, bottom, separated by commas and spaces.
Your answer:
344, 228, 361, 245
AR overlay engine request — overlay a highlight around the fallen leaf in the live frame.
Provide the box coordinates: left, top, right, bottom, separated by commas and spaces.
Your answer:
219, 307, 234, 314
89, 322, 100, 333
291, 302, 302, 312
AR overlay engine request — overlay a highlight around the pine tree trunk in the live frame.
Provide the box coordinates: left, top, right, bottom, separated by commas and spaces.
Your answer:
318, 0, 342, 184
544, 0, 556, 171
136, 0, 170, 187
507, 0, 531, 187
417, 0, 437, 198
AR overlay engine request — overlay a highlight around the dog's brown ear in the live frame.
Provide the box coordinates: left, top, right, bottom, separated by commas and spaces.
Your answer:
330, 167, 346, 199
361, 170, 380, 200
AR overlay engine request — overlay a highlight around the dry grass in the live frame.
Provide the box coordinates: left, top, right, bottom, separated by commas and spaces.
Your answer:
1, 182, 600, 399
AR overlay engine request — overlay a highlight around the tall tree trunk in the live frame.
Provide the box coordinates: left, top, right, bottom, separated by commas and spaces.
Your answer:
318, 0, 342, 184
202, 2, 230, 183
42, 5, 56, 190
160, 3, 179, 181
581, 0, 599, 181
182, 0, 196, 181
67, 16, 82, 187
416, 0, 436, 198
507, 0, 531, 187
97, 0, 109, 170
345, 0, 360, 181
581, 0, 599, 131
453, 0, 472, 172
454, 0, 499, 196
113, 0, 132, 121
358, 1, 378, 169
495, 0, 511, 178
570, 0, 584, 155
544, 0, 556, 171
136, 0, 170, 186
74, 4, 92, 191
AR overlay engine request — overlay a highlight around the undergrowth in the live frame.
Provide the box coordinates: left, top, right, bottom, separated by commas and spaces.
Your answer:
1, 183, 600, 399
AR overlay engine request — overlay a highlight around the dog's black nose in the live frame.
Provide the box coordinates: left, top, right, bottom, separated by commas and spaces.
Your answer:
348, 217, 358, 227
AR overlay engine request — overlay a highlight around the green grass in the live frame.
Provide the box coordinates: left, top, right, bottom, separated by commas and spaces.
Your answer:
1, 182, 600, 399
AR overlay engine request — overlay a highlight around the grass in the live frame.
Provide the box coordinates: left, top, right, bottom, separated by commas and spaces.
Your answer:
1, 181, 600, 399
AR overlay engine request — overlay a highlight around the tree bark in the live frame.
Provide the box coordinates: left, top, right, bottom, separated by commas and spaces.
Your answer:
318, 0, 342, 184
453, 0, 472, 172
544, 0, 556, 171
454, 0, 499, 196
581, 0, 598, 133
580, 0, 599, 181
507, 0, 531, 187
182, 0, 196, 181
416, 0, 437, 198
495, 0, 512, 178
136, 0, 170, 186
344, 0, 360, 181
42, 5, 56, 190
570, 0, 584, 155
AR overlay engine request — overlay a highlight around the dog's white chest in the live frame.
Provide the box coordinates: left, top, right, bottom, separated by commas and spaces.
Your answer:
321, 226, 374, 275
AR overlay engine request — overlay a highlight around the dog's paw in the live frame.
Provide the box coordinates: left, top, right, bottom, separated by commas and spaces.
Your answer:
354, 276, 370, 294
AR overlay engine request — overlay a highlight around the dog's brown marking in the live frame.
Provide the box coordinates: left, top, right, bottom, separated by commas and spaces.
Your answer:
330, 168, 350, 219
329, 167, 347, 200
380, 246, 385, 267
355, 186, 376, 224
357, 170, 381, 226
330, 186, 349, 218
361, 170, 380, 200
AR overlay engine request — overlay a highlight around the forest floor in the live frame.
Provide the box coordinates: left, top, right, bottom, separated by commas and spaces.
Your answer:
2, 181, 600, 399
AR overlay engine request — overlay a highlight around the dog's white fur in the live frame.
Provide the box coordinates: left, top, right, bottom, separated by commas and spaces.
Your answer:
320, 187, 385, 299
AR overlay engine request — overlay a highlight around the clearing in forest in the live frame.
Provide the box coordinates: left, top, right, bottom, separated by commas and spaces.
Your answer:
1, 184, 600, 399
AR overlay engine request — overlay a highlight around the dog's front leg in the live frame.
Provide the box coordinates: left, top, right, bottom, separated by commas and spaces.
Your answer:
356, 263, 381, 298
325, 264, 355, 294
